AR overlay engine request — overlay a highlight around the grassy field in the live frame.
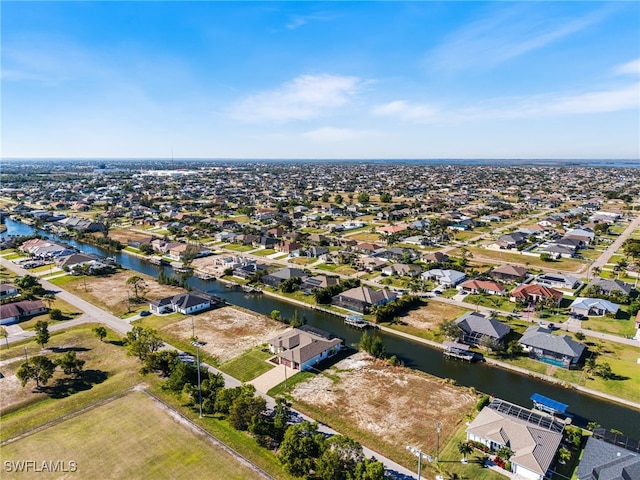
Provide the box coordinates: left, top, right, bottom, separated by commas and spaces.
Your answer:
218, 345, 275, 382
251, 249, 276, 257
581, 315, 637, 338
462, 247, 585, 271
18, 298, 83, 330
0, 391, 263, 480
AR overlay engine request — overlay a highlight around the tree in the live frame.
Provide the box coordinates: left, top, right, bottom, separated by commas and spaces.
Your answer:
272, 397, 292, 443
126, 275, 147, 301
458, 441, 473, 462
41, 293, 55, 309
575, 331, 586, 341
34, 320, 50, 349
321, 192, 330, 203
352, 457, 385, 480
125, 326, 163, 361
270, 310, 282, 322
56, 351, 85, 378
439, 319, 462, 339
357, 192, 370, 203
557, 447, 571, 465
359, 331, 385, 359
93, 326, 107, 342
49, 308, 64, 320
379, 192, 392, 203
540, 252, 553, 262
143, 350, 179, 377
334, 194, 343, 205
316, 435, 364, 480
506, 340, 523, 357
278, 421, 325, 477
228, 388, 267, 431
496, 446, 513, 460
0, 327, 9, 350
595, 362, 614, 379
16, 356, 56, 389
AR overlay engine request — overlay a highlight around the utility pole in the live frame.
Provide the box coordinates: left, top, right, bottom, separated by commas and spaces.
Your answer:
406, 445, 433, 480
436, 421, 442, 462
191, 340, 204, 418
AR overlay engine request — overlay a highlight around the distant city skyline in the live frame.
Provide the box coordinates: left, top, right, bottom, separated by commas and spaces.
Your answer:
2, 1, 639, 160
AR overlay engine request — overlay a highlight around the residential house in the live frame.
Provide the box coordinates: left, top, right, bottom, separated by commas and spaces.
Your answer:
358, 256, 388, 272
497, 231, 528, 249
331, 286, 398, 314
354, 242, 384, 255
300, 275, 339, 294
564, 228, 595, 245
254, 236, 279, 249
454, 312, 511, 346
457, 279, 507, 296
381, 263, 423, 278
466, 398, 564, 480
423, 251, 450, 264
536, 273, 580, 290
268, 325, 343, 371
149, 293, 212, 315
277, 241, 301, 255
576, 431, 640, 480
519, 326, 586, 368
261, 267, 308, 288
55, 253, 99, 270
569, 297, 619, 317
0, 284, 19, 299
306, 246, 329, 258
421, 269, 466, 287
510, 284, 563, 306
1, 300, 48, 325
585, 278, 633, 297
490, 265, 528, 283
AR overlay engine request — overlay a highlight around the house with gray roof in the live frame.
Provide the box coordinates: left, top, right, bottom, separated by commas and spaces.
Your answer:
576, 432, 640, 480
331, 286, 397, 314
421, 268, 466, 287
1, 300, 48, 325
150, 293, 212, 315
536, 272, 580, 290
454, 312, 510, 346
268, 325, 343, 371
519, 326, 586, 368
585, 278, 633, 297
570, 297, 619, 317
261, 267, 308, 288
466, 398, 564, 480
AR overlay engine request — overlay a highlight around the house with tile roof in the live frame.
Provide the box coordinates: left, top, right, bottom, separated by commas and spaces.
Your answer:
519, 326, 586, 368
150, 293, 212, 315
466, 398, 564, 480
421, 268, 466, 287
268, 325, 343, 371
490, 264, 529, 283
510, 284, 563, 306
457, 279, 507, 295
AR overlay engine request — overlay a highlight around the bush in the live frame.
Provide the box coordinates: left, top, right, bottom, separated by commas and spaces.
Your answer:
476, 394, 491, 411
49, 308, 64, 320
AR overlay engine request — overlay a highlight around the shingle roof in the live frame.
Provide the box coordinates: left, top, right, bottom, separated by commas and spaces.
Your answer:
576, 436, 640, 480
519, 326, 586, 358
455, 312, 510, 339
570, 297, 619, 314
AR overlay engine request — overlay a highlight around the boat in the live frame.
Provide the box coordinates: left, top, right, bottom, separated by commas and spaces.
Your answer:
442, 341, 478, 362
344, 315, 377, 329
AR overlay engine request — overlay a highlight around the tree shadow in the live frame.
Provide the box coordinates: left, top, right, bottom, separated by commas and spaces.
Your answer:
40, 370, 109, 399
109, 339, 126, 347
50, 346, 91, 353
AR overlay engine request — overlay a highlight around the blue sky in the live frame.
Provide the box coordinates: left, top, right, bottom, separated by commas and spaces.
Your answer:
2, 1, 639, 159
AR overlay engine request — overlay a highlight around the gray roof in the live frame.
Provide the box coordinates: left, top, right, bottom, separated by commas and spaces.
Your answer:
576, 436, 640, 480
267, 267, 307, 280
269, 327, 342, 365
455, 312, 511, 340
586, 278, 633, 296
519, 326, 586, 358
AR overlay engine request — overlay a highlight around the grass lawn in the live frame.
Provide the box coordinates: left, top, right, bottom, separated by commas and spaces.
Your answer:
19, 298, 83, 330
314, 263, 340, 272
345, 232, 380, 242
252, 249, 276, 257
579, 248, 606, 260
581, 315, 637, 338
218, 345, 275, 382
223, 244, 255, 253
288, 257, 314, 265
4, 253, 26, 260
0, 391, 262, 480
334, 266, 357, 275
464, 247, 585, 271
463, 294, 513, 312
23, 263, 58, 274
48, 275, 85, 287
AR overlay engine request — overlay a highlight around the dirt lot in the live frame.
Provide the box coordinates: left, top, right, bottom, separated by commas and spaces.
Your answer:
291, 352, 476, 453
61, 270, 185, 316
162, 307, 288, 363
103, 229, 157, 244
399, 301, 468, 330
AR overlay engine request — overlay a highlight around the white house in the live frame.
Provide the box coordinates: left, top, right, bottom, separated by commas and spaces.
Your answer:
268, 326, 343, 371
569, 297, 619, 317
421, 269, 466, 287
150, 293, 211, 315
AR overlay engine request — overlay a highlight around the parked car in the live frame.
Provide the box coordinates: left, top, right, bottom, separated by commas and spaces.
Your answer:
139, 310, 152, 317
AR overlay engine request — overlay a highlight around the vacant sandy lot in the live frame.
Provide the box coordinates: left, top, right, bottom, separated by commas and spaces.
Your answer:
103, 229, 157, 244
162, 307, 288, 363
62, 270, 185, 316
291, 352, 476, 453
399, 301, 468, 330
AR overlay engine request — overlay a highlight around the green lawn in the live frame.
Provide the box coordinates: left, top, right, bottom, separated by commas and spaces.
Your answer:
26, 263, 59, 274
218, 346, 275, 382
223, 244, 255, 252
581, 314, 637, 338
252, 248, 276, 257
314, 263, 340, 272
464, 247, 585, 271
463, 294, 513, 312
1, 391, 262, 480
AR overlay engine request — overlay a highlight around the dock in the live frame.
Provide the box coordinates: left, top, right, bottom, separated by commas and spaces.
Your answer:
344, 315, 377, 329
242, 285, 262, 293
443, 341, 477, 362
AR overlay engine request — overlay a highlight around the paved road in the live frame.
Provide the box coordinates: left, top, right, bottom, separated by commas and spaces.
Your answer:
0, 257, 420, 480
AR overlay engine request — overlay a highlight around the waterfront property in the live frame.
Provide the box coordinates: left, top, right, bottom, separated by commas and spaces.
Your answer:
454, 311, 511, 347
261, 267, 308, 288
466, 398, 564, 480
268, 325, 343, 371
421, 268, 466, 287
149, 293, 212, 315
576, 429, 640, 480
331, 286, 398, 314
519, 326, 586, 368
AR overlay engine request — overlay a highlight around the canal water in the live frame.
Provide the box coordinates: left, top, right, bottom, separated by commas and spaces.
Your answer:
3, 218, 639, 434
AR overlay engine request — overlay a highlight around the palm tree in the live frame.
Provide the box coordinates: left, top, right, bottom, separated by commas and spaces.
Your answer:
558, 447, 571, 465
458, 441, 473, 463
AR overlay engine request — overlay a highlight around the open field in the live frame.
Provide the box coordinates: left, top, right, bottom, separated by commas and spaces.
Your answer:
387, 301, 469, 341
0, 391, 262, 480
287, 352, 478, 477
458, 247, 586, 271
0, 327, 141, 441
107, 228, 158, 244
48, 270, 185, 317
160, 306, 288, 364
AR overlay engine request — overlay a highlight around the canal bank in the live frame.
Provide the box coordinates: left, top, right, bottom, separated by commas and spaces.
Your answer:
3, 217, 640, 434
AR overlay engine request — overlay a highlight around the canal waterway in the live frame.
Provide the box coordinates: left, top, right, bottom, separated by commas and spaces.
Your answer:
3, 218, 640, 434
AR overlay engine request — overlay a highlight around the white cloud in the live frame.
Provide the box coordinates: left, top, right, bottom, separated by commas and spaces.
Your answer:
427, 4, 612, 72
613, 58, 640, 76
302, 127, 360, 142
372, 100, 437, 122
231, 74, 364, 122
